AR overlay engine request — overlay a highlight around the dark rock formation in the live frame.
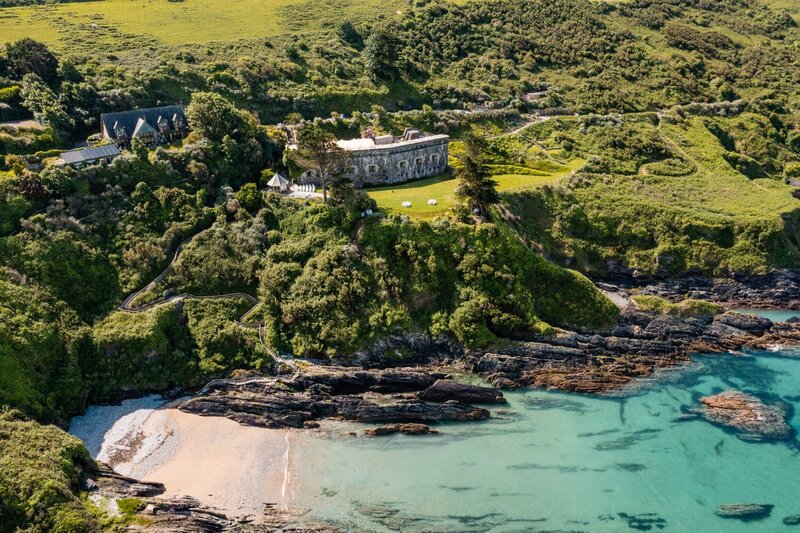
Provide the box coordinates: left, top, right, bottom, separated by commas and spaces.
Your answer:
85, 463, 165, 497
87, 463, 341, 532
469, 310, 800, 393
364, 423, 438, 436
699, 391, 793, 440
784, 514, 800, 526
418, 379, 506, 404
611, 269, 800, 310
181, 367, 495, 429
715, 503, 774, 520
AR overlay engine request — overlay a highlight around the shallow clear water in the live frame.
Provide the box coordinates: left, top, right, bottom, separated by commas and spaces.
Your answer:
287, 353, 800, 532
732, 308, 800, 323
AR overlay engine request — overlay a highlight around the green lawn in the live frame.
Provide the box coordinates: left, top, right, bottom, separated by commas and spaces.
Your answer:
0, 0, 407, 48
368, 158, 585, 218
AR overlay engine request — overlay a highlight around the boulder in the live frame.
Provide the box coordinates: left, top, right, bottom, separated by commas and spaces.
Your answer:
418, 379, 505, 404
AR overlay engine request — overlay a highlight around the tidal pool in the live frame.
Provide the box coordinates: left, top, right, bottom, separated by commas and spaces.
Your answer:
286, 352, 800, 532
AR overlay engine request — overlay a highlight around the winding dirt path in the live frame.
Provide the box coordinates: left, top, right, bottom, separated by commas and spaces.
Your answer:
119, 229, 291, 366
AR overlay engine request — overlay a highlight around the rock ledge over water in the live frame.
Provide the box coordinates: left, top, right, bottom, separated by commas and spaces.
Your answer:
180, 367, 498, 429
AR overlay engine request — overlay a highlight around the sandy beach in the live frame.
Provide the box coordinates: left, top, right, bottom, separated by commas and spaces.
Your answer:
70, 397, 291, 520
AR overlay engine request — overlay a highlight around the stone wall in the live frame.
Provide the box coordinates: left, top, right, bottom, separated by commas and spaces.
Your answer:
346, 136, 449, 186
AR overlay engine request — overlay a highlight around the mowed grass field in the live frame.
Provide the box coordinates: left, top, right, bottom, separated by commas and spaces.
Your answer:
0, 0, 407, 48
368, 159, 585, 218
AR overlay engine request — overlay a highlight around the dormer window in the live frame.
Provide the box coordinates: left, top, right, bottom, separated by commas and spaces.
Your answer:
157, 116, 171, 135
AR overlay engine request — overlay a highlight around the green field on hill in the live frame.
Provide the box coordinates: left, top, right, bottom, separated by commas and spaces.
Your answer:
0, 0, 406, 48
499, 114, 800, 275
368, 158, 585, 218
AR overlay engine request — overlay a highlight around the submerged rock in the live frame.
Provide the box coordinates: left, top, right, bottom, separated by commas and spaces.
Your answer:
783, 514, 800, 526
364, 423, 438, 436
715, 503, 773, 520
699, 391, 793, 440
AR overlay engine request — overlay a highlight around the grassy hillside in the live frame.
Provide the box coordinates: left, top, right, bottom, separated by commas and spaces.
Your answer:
367, 158, 584, 218
497, 112, 800, 276
0, 0, 407, 48
3, 0, 799, 122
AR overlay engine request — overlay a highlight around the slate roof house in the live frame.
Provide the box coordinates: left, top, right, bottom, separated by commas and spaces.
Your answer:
58, 144, 122, 168
101, 105, 188, 147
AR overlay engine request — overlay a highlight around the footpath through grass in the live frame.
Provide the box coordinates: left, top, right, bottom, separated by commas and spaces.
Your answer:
368, 158, 585, 218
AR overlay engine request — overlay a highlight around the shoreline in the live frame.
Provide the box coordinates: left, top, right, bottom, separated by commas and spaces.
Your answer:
71, 399, 293, 521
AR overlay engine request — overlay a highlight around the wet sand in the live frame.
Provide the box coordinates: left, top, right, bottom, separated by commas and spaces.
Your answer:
71, 397, 291, 520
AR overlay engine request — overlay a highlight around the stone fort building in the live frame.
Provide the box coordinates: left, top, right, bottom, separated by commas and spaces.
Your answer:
336, 129, 449, 186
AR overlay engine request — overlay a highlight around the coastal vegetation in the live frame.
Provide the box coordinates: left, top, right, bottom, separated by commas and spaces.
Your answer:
496, 113, 800, 276
1, 0, 800, 528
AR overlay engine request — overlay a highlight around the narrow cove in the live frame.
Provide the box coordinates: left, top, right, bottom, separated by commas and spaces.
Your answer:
71, 347, 800, 531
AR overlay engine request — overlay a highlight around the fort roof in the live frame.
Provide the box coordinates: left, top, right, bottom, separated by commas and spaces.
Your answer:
336, 135, 450, 152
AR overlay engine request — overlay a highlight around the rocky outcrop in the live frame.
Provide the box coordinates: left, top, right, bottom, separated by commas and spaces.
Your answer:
353, 332, 464, 367
611, 269, 800, 310
85, 463, 165, 497
87, 463, 341, 532
469, 310, 800, 393
417, 379, 506, 404
180, 367, 496, 429
364, 423, 438, 436
698, 391, 793, 440
715, 503, 774, 521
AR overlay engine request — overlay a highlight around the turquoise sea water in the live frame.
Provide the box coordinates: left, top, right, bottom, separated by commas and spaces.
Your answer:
731, 309, 800, 323
287, 352, 800, 532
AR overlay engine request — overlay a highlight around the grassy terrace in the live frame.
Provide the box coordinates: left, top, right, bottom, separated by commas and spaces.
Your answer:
0, 0, 407, 48
367, 158, 585, 218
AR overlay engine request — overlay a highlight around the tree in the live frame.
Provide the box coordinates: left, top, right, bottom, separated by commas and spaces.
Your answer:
337, 20, 363, 48
5, 39, 59, 84
19, 74, 73, 132
362, 28, 398, 81
294, 124, 350, 203
236, 182, 261, 213
454, 133, 498, 218
185, 92, 257, 143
